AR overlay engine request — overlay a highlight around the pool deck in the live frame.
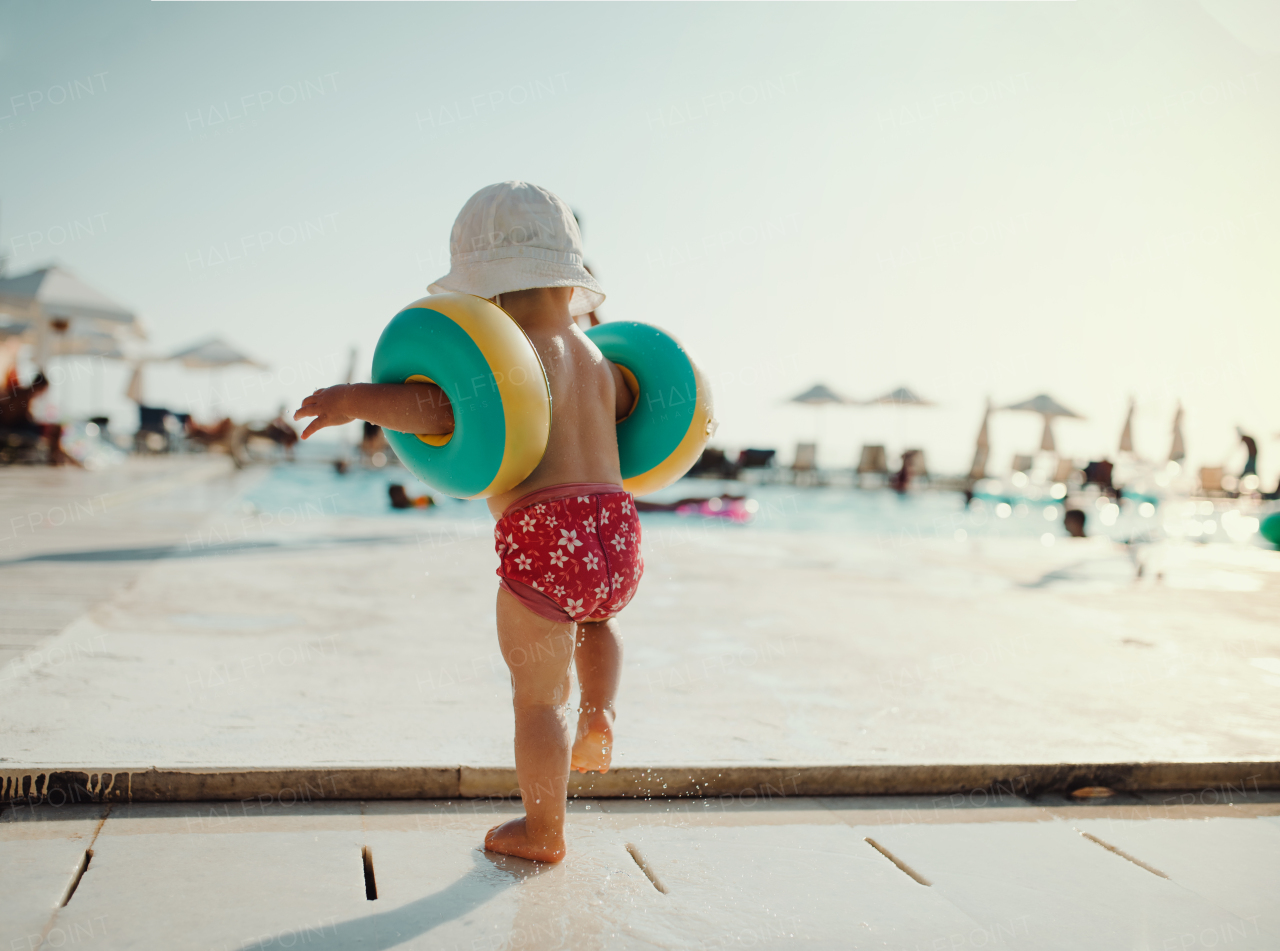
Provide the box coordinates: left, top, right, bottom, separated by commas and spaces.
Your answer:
0, 455, 254, 671
5, 458, 1280, 949
6, 793, 1280, 950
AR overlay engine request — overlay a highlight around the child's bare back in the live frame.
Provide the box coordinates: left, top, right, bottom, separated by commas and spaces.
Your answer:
485, 286, 631, 518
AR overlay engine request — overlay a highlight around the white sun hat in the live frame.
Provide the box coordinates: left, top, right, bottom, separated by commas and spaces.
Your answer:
428, 181, 605, 317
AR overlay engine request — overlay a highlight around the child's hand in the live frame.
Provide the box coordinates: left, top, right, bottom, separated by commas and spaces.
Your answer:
293, 382, 453, 438
293, 386, 354, 439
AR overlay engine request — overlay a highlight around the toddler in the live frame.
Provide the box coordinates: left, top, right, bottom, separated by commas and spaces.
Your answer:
295, 182, 639, 862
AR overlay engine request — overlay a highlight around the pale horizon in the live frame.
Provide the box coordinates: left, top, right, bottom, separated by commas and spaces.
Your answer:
4, 0, 1278, 481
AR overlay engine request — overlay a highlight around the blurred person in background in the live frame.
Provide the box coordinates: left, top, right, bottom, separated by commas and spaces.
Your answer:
388, 483, 434, 509
1238, 429, 1258, 478
0, 370, 75, 466
1064, 509, 1087, 538
251, 406, 300, 460
361, 421, 388, 465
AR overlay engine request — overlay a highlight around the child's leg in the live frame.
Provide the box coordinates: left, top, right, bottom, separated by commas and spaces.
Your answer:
485, 587, 577, 863
571, 617, 623, 773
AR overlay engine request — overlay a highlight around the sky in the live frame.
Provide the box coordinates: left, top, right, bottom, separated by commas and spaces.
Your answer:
2, 0, 1279, 481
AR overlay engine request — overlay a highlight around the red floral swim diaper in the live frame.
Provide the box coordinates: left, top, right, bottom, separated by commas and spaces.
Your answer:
494, 482, 644, 622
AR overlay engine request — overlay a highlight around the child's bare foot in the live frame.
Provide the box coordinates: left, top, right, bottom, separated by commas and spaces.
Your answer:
484, 817, 566, 863
571, 709, 614, 773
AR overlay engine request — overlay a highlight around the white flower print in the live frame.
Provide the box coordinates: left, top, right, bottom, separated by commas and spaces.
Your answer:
600, 508, 610, 525
534, 504, 546, 514
610, 533, 628, 552
613, 571, 625, 588
583, 552, 600, 571
565, 597, 584, 616
633, 562, 642, 580
582, 515, 596, 533
558, 529, 583, 552
532, 581, 545, 592
594, 582, 610, 600
496, 543, 507, 557
578, 496, 590, 503
504, 533, 519, 552
548, 549, 569, 567
622, 497, 632, 514
546, 515, 558, 529
520, 513, 537, 533
515, 554, 532, 571
554, 585, 566, 598
544, 572, 556, 583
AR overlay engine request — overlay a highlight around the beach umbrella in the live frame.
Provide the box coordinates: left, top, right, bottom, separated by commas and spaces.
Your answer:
969, 399, 992, 481
1169, 402, 1185, 463
788, 383, 849, 406
168, 337, 267, 417
122, 352, 184, 406
1003, 393, 1083, 455
1119, 397, 1135, 454
855, 385, 936, 469
124, 363, 146, 404
0, 266, 144, 366
787, 382, 850, 445
1003, 393, 1082, 417
0, 267, 146, 415
169, 337, 267, 370
46, 327, 126, 359
343, 346, 358, 385
862, 385, 934, 407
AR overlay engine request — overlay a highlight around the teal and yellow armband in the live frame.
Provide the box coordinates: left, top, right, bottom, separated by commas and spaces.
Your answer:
370, 293, 551, 499
585, 321, 716, 496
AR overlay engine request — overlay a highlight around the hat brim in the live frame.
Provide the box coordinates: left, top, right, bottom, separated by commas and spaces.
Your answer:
429, 258, 605, 317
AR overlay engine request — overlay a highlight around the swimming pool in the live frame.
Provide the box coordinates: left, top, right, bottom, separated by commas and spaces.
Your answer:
242, 463, 1175, 544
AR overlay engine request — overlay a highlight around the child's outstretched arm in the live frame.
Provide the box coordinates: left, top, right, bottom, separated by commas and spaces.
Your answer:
293, 382, 454, 440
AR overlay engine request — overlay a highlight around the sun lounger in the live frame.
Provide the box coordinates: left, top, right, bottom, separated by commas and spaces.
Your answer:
857, 445, 887, 474
792, 442, 819, 485
1199, 466, 1225, 495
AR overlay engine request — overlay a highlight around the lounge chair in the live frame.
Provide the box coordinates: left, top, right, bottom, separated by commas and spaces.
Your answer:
857, 445, 888, 475
792, 442, 819, 485
688, 447, 735, 478
1199, 466, 1224, 496
135, 405, 175, 453
736, 448, 776, 470
856, 444, 887, 488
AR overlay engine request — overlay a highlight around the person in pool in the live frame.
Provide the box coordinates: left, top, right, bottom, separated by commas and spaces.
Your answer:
294, 182, 639, 863
387, 483, 434, 509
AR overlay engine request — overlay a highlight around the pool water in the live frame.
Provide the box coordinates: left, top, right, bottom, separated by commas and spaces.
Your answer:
242, 463, 1168, 544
